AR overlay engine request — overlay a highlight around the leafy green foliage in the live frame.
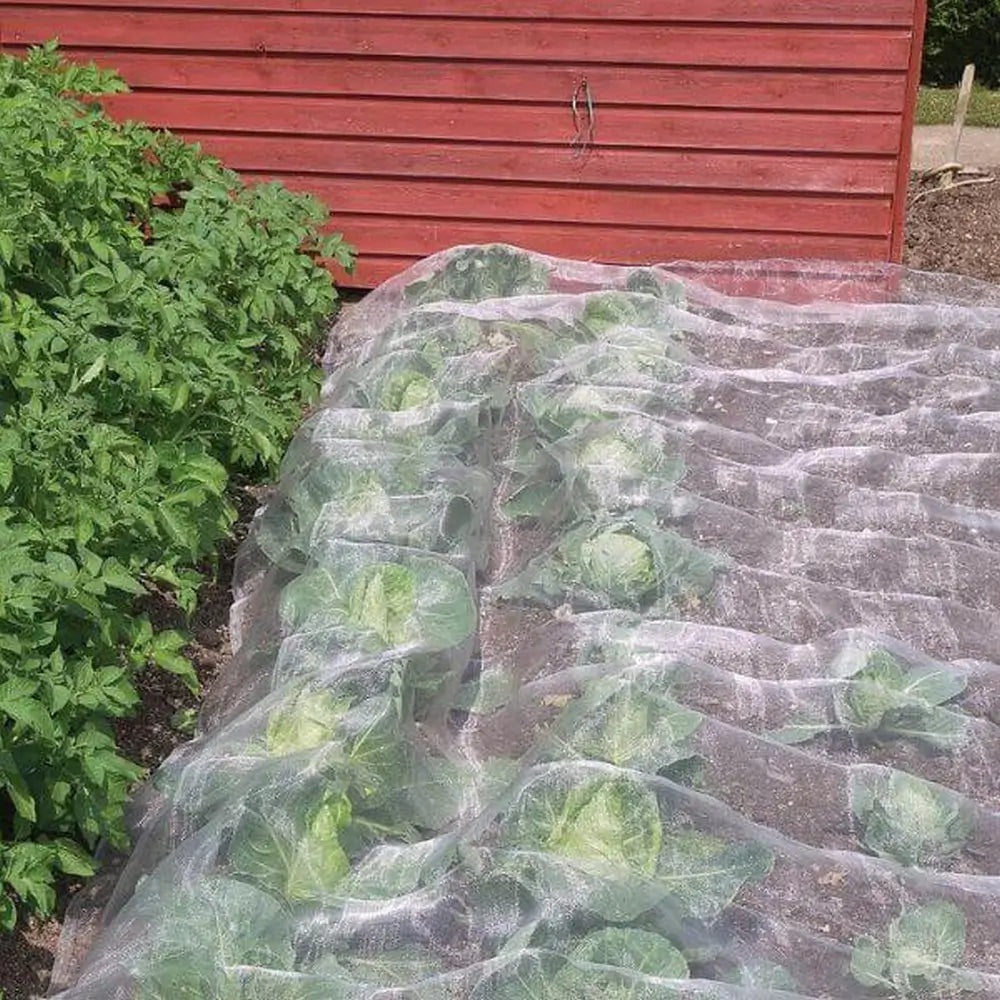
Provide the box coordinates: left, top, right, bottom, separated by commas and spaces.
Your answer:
548, 671, 703, 778
851, 902, 981, 996
498, 767, 771, 924
252, 448, 489, 573
851, 770, 973, 867
497, 513, 716, 612
134, 877, 299, 1000
580, 291, 676, 336
500, 769, 665, 921
504, 418, 687, 526
476, 930, 689, 1000
568, 928, 688, 979
280, 549, 477, 654
404, 245, 550, 305
229, 789, 352, 903
265, 689, 354, 756
837, 652, 969, 749
922, 0, 1000, 88
0, 42, 351, 925
771, 650, 970, 751
518, 383, 675, 444
655, 828, 774, 923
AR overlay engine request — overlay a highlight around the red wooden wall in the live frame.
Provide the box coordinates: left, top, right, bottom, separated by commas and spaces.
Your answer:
1, 1, 927, 287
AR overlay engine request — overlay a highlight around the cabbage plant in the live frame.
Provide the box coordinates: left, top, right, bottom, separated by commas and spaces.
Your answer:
496, 765, 771, 925
280, 545, 477, 654
504, 417, 687, 525
496, 513, 716, 612
404, 244, 551, 305
852, 902, 982, 995
851, 770, 973, 867
253, 452, 490, 570
771, 650, 971, 751
547, 670, 703, 779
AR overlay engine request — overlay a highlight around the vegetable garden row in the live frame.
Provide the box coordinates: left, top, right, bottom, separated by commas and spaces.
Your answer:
55, 245, 1000, 998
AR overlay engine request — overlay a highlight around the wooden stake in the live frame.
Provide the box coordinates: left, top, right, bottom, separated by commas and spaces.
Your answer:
951, 63, 976, 163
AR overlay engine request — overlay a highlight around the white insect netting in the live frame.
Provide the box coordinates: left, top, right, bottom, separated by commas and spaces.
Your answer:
51, 245, 1000, 1000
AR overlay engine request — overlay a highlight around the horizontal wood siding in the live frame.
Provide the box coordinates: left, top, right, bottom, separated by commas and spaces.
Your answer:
0, 1, 923, 284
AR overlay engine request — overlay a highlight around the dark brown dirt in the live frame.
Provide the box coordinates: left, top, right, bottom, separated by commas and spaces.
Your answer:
0, 916, 62, 1000
904, 175, 1000, 282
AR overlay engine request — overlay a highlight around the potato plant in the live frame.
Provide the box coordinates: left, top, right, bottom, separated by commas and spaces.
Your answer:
0, 42, 353, 927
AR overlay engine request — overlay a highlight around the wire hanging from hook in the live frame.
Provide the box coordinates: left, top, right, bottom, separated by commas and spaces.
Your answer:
570, 79, 596, 160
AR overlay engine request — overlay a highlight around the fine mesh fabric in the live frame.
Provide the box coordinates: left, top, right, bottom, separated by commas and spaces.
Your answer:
52, 245, 1000, 999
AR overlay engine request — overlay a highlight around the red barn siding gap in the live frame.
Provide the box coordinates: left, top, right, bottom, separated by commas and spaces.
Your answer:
0, 1, 927, 286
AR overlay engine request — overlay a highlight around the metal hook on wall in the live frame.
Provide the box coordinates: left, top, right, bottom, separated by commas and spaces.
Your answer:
570, 79, 596, 159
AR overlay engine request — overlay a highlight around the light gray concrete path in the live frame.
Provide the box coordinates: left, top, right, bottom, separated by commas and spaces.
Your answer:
912, 125, 1000, 171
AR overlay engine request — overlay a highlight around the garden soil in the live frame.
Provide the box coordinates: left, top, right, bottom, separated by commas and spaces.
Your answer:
3, 186, 1000, 998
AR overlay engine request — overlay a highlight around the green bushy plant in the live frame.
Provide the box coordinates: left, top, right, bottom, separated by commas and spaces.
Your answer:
0, 41, 353, 928
922, 0, 1000, 88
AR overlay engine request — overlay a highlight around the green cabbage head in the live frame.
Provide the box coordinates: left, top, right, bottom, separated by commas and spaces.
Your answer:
577, 527, 657, 606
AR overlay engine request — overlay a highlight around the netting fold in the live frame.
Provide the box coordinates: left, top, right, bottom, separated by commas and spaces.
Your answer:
51, 245, 1000, 1000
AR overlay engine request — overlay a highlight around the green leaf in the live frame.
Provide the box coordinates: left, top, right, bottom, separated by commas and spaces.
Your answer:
0, 750, 36, 822
900, 664, 967, 706
851, 935, 890, 988
3, 842, 57, 915
0, 889, 16, 931
75, 354, 106, 390
891, 901, 966, 979
852, 770, 973, 867
229, 791, 351, 903
150, 632, 199, 694
52, 839, 97, 878
566, 928, 688, 979
767, 715, 833, 745
853, 902, 972, 995
880, 705, 969, 752
265, 689, 348, 756
656, 831, 774, 922
100, 557, 147, 595
0, 687, 55, 740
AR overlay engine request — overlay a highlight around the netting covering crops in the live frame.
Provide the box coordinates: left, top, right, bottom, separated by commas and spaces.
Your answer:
52, 246, 1000, 999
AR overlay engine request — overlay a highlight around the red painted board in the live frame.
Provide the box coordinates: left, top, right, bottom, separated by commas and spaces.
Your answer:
891, 0, 927, 261
0, 0, 923, 280
2, 11, 913, 70
191, 140, 897, 195
234, 173, 892, 237
104, 93, 903, 156
0, 0, 916, 24
56, 51, 911, 114
313, 213, 889, 260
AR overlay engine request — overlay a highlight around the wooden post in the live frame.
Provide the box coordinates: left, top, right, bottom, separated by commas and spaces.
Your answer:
951, 63, 976, 163
914, 61, 995, 203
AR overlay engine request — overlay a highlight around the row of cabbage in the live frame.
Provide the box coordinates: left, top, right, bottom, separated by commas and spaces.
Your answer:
57, 246, 1000, 999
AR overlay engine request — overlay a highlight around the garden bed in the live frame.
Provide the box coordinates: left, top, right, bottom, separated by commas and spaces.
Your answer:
5, 181, 1000, 998
13, 243, 994, 1000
